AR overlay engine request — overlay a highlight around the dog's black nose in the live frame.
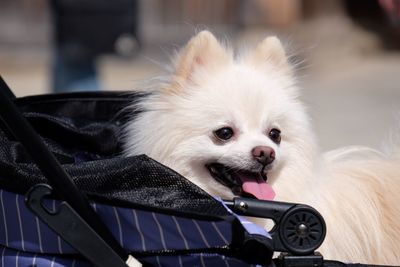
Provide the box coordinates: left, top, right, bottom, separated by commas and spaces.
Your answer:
252, 146, 275, 166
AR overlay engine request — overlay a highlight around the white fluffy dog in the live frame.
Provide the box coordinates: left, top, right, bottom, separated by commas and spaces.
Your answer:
123, 31, 400, 265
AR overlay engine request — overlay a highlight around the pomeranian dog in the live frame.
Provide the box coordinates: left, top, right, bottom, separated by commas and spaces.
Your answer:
123, 31, 400, 264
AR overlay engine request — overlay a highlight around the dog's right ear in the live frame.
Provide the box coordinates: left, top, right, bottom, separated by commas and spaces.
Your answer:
173, 31, 232, 87
247, 36, 292, 74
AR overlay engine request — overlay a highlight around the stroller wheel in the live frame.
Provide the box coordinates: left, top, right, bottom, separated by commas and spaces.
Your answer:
279, 205, 326, 255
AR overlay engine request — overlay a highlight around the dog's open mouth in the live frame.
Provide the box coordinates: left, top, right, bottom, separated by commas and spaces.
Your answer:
206, 163, 275, 200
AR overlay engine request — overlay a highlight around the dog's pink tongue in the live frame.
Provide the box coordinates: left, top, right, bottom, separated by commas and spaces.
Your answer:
239, 174, 275, 200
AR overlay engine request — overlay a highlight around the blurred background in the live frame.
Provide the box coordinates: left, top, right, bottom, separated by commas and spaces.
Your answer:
1, 0, 400, 151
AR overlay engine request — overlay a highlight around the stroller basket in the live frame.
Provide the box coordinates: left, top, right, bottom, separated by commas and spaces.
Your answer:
0, 83, 274, 266
0, 77, 382, 267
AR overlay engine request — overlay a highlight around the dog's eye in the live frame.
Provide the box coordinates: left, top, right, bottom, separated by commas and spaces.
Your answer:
269, 128, 281, 144
214, 127, 234, 141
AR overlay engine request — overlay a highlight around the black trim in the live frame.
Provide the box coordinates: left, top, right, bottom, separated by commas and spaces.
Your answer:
15, 91, 134, 107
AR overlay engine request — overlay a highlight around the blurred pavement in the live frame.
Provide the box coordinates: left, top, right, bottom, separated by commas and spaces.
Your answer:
1, 14, 400, 151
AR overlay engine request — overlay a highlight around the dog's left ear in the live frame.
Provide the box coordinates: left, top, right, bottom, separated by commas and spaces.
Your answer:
173, 31, 232, 86
247, 36, 292, 73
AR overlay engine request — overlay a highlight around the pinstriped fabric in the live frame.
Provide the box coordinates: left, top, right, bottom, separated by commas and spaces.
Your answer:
0, 189, 270, 266
15, 195, 24, 252
172, 216, 189, 250
152, 212, 167, 250
15, 250, 18, 267
0, 190, 74, 254
32, 253, 37, 266
178, 255, 184, 267
212, 221, 229, 244
224, 256, 231, 267
35, 217, 44, 253
0, 189, 234, 254
131, 209, 146, 251
139, 254, 262, 267
200, 253, 206, 267
1, 245, 264, 267
0, 245, 91, 267
100, 205, 233, 252
0, 191, 8, 248
192, 219, 211, 248
6, 193, 24, 253
1, 245, 5, 267
156, 256, 162, 267
113, 207, 124, 246
50, 256, 55, 267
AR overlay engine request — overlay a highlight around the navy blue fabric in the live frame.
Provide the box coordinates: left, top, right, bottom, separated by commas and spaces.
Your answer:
0, 189, 235, 254
0, 245, 90, 267
0, 245, 265, 267
0, 188, 271, 266
139, 254, 262, 267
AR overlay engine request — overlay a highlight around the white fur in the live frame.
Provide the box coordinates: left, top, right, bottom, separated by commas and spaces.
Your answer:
123, 31, 400, 264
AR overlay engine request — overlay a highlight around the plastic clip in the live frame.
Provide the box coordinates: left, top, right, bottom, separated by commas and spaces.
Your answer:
25, 184, 132, 267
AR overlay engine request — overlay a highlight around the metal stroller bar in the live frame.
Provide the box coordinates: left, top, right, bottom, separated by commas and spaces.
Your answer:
225, 197, 326, 256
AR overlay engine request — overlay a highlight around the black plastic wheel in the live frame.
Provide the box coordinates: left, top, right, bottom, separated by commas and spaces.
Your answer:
279, 205, 326, 255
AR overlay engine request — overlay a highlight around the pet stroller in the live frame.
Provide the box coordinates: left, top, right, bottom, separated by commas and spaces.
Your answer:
0, 76, 385, 267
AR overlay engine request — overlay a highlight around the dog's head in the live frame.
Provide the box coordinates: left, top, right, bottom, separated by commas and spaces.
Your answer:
124, 31, 317, 200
